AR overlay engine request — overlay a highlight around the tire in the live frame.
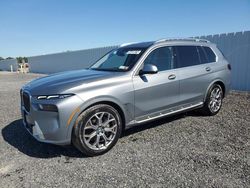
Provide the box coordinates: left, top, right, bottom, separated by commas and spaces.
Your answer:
72, 104, 122, 156
200, 84, 223, 116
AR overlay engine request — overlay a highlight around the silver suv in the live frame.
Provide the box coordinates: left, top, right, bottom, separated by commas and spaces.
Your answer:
20, 38, 231, 156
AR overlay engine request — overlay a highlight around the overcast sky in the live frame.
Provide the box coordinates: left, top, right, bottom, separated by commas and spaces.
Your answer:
0, 0, 250, 57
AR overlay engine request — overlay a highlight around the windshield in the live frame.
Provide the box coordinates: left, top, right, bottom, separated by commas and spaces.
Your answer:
90, 47, 146, 72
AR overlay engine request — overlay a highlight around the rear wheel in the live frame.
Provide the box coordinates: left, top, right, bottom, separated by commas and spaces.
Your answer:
72, 104, 122, 156
200, 84, 223, 116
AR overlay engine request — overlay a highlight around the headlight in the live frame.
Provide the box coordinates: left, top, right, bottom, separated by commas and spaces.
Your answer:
36, 94, 74, 100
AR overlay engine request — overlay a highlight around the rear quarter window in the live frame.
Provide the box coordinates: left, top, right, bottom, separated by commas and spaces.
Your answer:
203, 46, 216, 63
197, 46, 208, 64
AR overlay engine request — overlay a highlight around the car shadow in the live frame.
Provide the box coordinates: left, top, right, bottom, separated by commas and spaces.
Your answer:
1, 119, 85, 159
1, 111, 200, 159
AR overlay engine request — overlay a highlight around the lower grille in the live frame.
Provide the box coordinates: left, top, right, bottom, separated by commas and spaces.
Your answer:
22, 92, 30, 112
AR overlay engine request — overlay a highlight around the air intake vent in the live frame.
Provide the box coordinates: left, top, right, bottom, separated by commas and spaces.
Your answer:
22, 92, 30, 112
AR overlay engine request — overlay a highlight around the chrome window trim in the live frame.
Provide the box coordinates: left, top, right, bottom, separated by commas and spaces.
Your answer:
131, 43, 219, 77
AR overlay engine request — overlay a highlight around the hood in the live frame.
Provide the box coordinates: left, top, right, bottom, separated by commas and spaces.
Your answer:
23, 69, 119, 95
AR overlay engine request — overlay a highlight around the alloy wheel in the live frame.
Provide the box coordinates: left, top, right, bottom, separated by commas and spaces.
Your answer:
82, 112, 118, 150
208, 87, 222, 113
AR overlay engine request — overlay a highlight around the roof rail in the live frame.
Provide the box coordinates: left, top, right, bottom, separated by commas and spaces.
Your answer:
154, 38, 210, 43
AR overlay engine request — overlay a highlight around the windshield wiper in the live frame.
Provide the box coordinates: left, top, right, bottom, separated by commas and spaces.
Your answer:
90, 67, 125, 72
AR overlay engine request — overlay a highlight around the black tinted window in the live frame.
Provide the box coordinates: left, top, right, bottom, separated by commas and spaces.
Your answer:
203, 47, 216, 62
197, 46, 208, 64
175, 46, 200, 68
144, 46, 173, 71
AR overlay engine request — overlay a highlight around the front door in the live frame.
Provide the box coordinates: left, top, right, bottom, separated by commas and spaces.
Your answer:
133, 46, 180, 122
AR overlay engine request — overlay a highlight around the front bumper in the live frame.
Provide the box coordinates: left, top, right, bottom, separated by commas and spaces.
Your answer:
20, 91, 83, 145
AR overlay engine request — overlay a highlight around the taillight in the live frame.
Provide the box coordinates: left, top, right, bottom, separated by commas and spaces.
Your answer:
227, 64, 231, 71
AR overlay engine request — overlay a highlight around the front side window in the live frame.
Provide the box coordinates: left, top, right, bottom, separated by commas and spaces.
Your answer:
144, 46, 173, 71
91, 47, 146, 72
175, 46, 200, 68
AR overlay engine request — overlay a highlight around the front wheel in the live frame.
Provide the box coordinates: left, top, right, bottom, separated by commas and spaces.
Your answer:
200, 84, 223, 116
72, 104, 122, 156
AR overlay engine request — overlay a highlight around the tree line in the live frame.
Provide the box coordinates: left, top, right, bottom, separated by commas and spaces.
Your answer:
0, 57, 28, 64
0, 57, 15, 61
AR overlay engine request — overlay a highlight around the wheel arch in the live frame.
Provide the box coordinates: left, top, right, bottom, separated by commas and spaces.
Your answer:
84, 101, 126, 131
204, 79, 226, 101
214, 81, 225, 97
67, 97, 127, 141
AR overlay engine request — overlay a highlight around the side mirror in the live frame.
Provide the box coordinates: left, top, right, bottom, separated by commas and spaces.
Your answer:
139, 64, 158, 75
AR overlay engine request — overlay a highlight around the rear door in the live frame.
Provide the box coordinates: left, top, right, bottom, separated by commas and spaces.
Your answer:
175, 45, 215, 105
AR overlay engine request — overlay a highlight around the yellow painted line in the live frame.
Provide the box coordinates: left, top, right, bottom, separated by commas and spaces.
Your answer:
66, 106, 80, 127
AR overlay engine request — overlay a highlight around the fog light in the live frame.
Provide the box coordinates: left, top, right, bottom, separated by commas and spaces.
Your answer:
38, 104, 58, 112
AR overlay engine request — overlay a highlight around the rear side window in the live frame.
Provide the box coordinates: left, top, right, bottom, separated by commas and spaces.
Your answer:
203, 47, 216, 62
175, 46, 200, 68
144, 46, 173, 71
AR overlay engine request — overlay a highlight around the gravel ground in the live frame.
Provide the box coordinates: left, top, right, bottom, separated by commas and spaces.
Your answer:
0, 71, 249, 188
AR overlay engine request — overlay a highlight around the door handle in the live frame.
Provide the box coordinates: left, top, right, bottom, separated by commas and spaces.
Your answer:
168, 74, 176, 80
205, 67, 211, 72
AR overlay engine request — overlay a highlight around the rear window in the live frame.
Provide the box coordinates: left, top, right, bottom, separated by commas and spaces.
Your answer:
203, 47, 216, 62
175, 46, 200, 68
